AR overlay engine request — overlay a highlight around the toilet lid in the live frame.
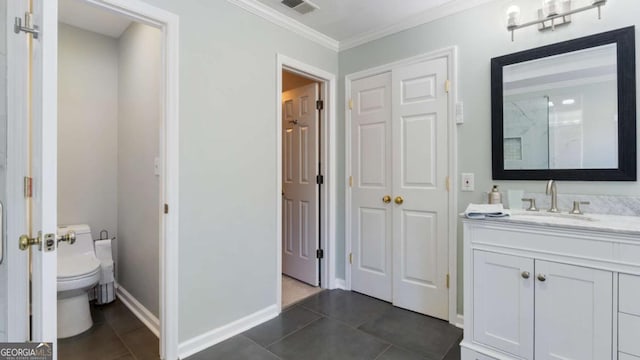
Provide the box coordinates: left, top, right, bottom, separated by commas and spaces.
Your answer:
58, 253, 101, 279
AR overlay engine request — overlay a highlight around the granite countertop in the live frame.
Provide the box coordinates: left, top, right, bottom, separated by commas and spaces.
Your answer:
462, 209, 640, 236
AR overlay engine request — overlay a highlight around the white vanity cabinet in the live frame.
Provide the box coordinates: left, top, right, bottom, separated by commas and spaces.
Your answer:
461, 215, 640, 360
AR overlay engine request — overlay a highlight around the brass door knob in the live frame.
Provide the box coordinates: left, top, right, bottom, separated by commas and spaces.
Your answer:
57, 231, 76, 245
383, 195, 391, 204
394, 196, 404, 205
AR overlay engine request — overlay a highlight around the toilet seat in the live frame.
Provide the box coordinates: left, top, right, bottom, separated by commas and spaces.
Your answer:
58, 253, 101, 280
57, 254, 101, 293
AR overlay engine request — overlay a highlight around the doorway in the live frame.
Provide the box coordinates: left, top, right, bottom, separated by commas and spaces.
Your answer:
281, 70, 323, 307
56, 0, 163, 357
276, 55, 337, 311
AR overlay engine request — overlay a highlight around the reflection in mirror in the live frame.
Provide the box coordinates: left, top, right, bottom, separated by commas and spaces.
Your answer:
503, 44, 618, 170
491, 26, 636, 181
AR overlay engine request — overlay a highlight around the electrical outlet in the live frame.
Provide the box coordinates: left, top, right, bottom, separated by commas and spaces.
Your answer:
461, 173, 474, 191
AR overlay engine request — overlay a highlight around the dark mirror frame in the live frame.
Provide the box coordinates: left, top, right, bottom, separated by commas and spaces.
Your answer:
491, 26, 636, 181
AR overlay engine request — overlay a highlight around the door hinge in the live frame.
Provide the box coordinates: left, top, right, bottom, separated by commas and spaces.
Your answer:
316, 174, 324, 185
445, 80, 451, 93
316, 100, 324, 111
349, 176, 353, 187
348, 99, 353, 110
14, 12, 39, 39
24, 177, 32, 198
349, 252, 353, 264
316, 249, 324, 259
164, 204, 169, 214
445, 176, 450, 192
446, 273, 450, 289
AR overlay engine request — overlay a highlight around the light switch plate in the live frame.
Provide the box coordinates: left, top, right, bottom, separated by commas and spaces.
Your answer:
461, 173, 474, 191
455, 102, 464, 124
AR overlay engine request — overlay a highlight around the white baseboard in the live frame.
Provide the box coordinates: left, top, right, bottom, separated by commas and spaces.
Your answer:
178, 304, 279, 359
454, 313, 464, 329
115, 284, 160, 338
334, 278, 347, 290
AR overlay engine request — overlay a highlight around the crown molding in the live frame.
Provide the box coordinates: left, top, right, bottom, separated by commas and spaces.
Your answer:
338, 0, 497, 51
227, 0, 496, 53
226, 0, 340, 52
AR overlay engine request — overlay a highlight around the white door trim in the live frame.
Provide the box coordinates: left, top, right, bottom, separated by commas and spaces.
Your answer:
60, 1, 180, 358
345, 47, 460, 325
276, 54, 337, 312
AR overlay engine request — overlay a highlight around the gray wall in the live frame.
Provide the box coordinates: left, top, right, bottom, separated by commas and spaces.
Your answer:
133, 0, 339, 342
117, 23, 162, 317
58, 24, 118, 242
338, 0, 640, 314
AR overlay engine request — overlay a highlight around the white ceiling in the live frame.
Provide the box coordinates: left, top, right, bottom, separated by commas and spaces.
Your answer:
59, 0, 132, 38
256, 0, 463, 41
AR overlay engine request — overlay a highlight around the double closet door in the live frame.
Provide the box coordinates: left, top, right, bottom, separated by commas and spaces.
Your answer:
350, 57, 450, 320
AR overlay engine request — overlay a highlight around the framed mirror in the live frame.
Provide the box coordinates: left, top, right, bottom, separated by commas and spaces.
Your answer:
491, 26, 636, 181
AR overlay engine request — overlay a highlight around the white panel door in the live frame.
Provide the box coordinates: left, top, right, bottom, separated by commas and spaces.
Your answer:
0, 0, 30, 342
282, 83, 319, 286
0, 0, 56, 351
350, 72, 392, 301
473, 251, 534, 359
391, 58, 449, 319
534, 260, 612, 360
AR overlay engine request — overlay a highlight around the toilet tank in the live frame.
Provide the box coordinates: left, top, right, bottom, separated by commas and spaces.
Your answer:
57, 224, 94, 257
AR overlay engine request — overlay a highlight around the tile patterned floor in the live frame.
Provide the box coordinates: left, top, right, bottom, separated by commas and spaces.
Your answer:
58, 291, 462, 360
188, 290, 462, 360
58, 300, 159, 360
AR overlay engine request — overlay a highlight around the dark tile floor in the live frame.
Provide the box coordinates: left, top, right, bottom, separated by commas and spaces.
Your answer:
188, 290, 462, 360
58, 299, 159, 360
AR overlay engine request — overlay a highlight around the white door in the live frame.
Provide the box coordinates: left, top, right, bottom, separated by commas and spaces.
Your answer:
391, 58, 450, 319
282, 83, 319, 286
350, 72, 392, 301
0, 0, 57, 352
473, 251, 534, 359
534, 260, 612, 360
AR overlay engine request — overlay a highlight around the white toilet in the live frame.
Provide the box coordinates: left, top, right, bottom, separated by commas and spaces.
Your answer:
57, 224, 101, 338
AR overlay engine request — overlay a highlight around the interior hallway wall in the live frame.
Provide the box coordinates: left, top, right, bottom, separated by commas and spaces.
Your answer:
133, 0, 339, 343
117, 22, 162, 317
57, 23, 118, 246
338, 0, 640, 315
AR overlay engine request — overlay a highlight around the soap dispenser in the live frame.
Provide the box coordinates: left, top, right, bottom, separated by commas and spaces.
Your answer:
488, 185, 502, 204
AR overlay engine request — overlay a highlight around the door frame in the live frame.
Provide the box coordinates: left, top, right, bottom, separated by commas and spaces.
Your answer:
48, 0, 180, 358
344, 47, 460, 326
276, 54, 337, 312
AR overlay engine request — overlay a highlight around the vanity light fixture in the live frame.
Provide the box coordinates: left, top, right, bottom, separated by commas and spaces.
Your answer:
506, 0, 607, 41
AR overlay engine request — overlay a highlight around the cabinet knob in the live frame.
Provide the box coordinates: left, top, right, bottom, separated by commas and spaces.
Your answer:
382, 195, 391, 204
521, 271, 530, 279
537, 274, 547, 282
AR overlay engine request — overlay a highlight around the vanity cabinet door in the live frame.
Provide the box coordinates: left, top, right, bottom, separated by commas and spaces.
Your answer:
473, 251, 534, 359
534, 260, 613, 360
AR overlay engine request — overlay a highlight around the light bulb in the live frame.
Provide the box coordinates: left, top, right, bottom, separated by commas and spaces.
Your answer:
506, 5, 520, 29
542, 0, 559, 17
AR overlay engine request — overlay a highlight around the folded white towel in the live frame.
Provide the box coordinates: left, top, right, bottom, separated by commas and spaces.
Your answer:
464, 203, 511, 219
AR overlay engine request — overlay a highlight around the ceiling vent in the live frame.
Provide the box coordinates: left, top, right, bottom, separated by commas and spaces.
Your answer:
280, 0, 319, 15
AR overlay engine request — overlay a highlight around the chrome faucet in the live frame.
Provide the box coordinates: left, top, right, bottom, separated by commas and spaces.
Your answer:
545, 180, 559, 213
